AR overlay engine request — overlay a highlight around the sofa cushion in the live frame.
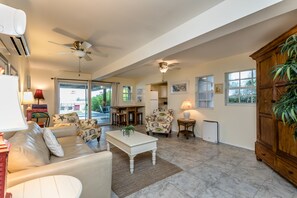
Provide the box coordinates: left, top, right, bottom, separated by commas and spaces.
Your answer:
8, 122, 50, 173
50, 136, 94, 163
43, 128, 64, 157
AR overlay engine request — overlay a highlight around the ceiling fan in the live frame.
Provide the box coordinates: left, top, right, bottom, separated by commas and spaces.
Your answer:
49, 40, 95, 61
49, 28, 108, 61
158, 61, 180, 73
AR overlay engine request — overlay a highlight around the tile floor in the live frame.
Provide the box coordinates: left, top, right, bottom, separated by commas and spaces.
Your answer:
87, 125, 297, 198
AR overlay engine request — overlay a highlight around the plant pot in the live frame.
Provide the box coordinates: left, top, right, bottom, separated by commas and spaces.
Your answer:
122, 129, 134, 137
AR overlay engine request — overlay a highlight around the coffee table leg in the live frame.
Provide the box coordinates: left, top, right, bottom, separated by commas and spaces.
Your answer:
152, 148, 157, 165
107, 142, 110, 151
129, 154, 136, 174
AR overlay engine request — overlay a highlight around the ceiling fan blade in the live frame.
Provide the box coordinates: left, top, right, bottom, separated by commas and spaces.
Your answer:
168, 67, 181, 71
52, 28, 84, 41
91, 47, 108, 57
48, 41, 72, 48
56, 51, 72, 55
84, 54, 92, 61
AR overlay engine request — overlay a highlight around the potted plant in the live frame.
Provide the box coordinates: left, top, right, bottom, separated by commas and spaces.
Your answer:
122, 125, 135, 137
272, 34, 297, 139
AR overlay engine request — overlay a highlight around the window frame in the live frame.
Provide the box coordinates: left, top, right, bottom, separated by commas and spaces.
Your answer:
122, 85, 132, 102
225, 69, 256, 105
195, 75, 214, 109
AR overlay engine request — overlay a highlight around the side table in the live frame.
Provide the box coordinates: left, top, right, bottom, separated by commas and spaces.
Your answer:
177, 118, 196, 139
7, 175, 82, 198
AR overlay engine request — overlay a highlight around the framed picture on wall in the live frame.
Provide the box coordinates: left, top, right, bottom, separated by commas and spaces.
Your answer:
215, 83, 223, 94
0, 53, 8, 75
170, 81, 189, 94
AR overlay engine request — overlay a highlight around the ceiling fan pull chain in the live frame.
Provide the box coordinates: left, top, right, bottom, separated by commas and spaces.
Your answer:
78, 57, 81, 76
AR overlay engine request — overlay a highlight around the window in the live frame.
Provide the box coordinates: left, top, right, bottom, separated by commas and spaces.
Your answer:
225, 69, 256, 104
196, 75, 214, 108
123, 86, 132, 102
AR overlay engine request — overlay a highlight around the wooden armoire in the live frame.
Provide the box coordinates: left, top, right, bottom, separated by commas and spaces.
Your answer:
250, 25, 297, 187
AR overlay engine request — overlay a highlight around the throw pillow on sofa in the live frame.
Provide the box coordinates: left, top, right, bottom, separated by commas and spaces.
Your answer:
8, 121, 50, 173
43, 128, 64, 157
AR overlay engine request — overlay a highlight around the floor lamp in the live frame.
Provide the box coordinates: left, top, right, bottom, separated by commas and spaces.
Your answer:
0, 75, 28, 197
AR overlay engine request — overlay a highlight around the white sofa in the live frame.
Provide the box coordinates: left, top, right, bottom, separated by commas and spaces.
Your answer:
5, 122, 112, 198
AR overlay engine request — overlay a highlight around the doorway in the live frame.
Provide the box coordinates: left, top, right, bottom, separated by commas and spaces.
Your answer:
57, 80, 112, 124
91, 82, 112, 124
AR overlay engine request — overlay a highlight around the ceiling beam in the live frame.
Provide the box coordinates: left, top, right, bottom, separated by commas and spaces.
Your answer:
92, 0, 294, 80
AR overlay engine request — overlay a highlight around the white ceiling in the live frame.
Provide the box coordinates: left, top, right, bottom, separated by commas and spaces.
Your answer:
1, 0, 297, 79
0, 0, 223, 72
117, 9, 297, 78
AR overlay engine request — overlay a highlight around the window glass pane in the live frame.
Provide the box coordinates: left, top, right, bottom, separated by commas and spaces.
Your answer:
196, 75, 214, 108
123, 86, 132, 102
240, 70, 253, 79
240, 79, 254, 87
253, 69, 256, 77
229, 80, 239, 88
229, 96, 239, 103
228, 89, 239, 96
228, 72, 239, 80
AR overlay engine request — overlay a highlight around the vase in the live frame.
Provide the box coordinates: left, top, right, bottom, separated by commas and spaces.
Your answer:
122, 129, 134, 137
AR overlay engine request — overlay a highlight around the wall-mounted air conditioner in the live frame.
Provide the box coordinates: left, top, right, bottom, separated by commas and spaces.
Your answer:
0, 34, 30, 56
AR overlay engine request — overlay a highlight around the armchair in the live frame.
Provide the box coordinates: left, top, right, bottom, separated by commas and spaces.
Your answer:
52, 112, 101, 142
145, 109, 174, 137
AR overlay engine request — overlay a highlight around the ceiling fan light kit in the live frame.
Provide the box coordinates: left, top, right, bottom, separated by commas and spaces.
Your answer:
159, 62, 169, 73
73, 50, 86, 58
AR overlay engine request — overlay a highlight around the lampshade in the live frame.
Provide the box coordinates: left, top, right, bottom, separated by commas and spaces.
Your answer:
0, 75, 27, 132
22, 91, 34, 105
181, 100, 192, 120
34, 89, 44, 100
180, 100, 192, 110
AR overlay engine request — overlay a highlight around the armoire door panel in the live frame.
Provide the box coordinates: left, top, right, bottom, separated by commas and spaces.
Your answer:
258, 56, 273, 87
259, 116, 274, 147
278, 121, 297, 158
259, 88, 273, 114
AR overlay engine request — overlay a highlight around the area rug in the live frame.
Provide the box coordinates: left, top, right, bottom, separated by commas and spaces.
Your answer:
111, 147, 182, 198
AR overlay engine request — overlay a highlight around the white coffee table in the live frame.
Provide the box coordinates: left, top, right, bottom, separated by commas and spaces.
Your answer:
7, 175, 82, 198
106, 130, 158, 174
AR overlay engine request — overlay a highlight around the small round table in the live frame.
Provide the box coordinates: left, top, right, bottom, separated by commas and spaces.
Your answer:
177, 118, 196, 139
7, 175, 82, 198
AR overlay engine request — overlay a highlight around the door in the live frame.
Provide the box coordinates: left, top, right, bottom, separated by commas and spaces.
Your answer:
91, 82, 112, 124
58, 81, 89, 119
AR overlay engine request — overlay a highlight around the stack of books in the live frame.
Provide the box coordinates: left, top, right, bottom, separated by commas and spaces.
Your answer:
27, 104, 48, 121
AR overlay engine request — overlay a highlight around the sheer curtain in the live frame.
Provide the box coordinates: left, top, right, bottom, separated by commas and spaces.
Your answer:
111, 82, 119, 106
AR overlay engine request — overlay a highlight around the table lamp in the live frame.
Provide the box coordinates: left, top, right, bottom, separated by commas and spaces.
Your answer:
34, 89, 44, 104
22, 91, 34, 110
181, 100, 192, 120
0, 75, 28, 198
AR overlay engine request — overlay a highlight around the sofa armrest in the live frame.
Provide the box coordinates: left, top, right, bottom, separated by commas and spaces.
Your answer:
48, 125, 77, 138
8, 151, 112, 198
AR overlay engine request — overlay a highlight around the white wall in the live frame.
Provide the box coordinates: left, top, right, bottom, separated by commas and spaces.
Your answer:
30, 68, 56, 121
4, 54, 30, 117
136, 52, 256, 150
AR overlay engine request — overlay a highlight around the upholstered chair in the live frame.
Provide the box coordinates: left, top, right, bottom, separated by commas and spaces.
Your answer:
145, 109, 174, 137
52, 112, 101, 142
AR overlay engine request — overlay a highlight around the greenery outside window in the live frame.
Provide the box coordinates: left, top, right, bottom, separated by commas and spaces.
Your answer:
196, 75, 214, 108
123, 86, 132, 102
225, 69, 256, 104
